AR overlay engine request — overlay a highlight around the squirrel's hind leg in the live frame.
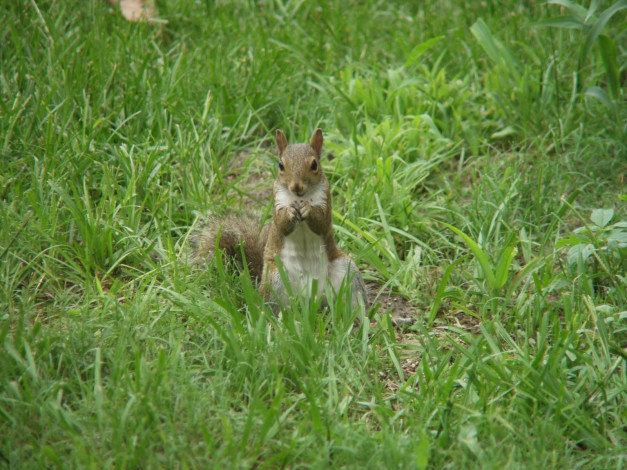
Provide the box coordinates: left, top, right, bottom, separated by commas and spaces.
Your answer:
328, 257, 369, 314
259, 263, 286, 315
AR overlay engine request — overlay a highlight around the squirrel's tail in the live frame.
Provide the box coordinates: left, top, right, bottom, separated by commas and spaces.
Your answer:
187, 213, 268, 281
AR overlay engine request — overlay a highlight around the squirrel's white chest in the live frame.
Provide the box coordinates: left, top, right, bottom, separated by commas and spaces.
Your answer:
281, 222, 328, 296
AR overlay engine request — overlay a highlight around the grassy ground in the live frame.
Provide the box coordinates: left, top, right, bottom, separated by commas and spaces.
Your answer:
1, 0, 626, 468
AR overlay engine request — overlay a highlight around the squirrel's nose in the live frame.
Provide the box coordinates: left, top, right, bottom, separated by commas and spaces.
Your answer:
290, 182, 304, 196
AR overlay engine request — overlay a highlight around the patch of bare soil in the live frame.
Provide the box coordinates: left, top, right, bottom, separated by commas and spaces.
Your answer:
366, 281, 417, 326
370, 291, 482, 393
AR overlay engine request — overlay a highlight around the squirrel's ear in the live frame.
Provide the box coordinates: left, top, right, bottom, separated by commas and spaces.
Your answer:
276, 130, 288, 154
310, 128, 323, 157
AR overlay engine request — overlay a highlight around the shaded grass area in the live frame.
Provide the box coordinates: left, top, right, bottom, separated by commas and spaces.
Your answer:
1, 0, 625, 468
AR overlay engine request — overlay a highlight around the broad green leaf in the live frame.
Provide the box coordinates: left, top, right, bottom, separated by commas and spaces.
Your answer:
548, 0, 588, 19
580, 0, 627, 68
471, 19, 501, 64
416, 429, 431, 470
591, 208, 614, 228
556, 234, 586, 249
567, 243, 595, 266
495, 245, 517, 290
535, 16, 584, 29
607, 229, 627, 248
470, 19, 521, 81
585, 86, 613, 109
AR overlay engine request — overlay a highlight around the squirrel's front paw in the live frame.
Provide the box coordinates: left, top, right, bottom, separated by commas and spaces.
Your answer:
291, 200, 310, 219
297, 201, 311, 220
286, 205, 301, 222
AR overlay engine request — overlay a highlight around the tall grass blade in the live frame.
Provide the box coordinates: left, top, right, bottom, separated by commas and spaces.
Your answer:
428, 257, 466, 326
494, 244, 517, 290
442, 222, 496, 289
597, 34, 620, 101
404, 36, 445, 68
579, 1, 627, 69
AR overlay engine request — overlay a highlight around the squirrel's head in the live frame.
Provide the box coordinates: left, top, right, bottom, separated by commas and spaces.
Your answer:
275, 129, 324, 198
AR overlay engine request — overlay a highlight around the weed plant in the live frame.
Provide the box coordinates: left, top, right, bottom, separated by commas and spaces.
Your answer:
1, 0, 625, 468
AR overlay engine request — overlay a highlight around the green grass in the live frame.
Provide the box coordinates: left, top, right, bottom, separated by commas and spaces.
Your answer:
1, 0, 626, 468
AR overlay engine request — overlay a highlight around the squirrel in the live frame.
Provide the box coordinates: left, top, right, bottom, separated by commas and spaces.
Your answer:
189, 128, 369, 316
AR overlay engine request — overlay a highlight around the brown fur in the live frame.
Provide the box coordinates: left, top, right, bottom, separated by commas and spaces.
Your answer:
189, 128, 368, 313
259, 130, 345, 296
189, 213, 268, 280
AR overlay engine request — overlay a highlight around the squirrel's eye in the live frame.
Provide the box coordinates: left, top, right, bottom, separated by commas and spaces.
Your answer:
311, 160, 318, 171
278, 161, 285, 172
